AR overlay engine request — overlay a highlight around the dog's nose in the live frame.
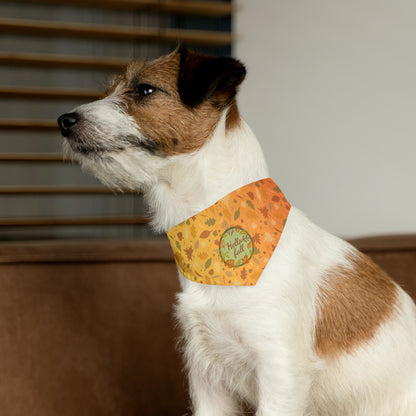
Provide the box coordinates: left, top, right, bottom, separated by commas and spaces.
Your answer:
57, 112, 80, 137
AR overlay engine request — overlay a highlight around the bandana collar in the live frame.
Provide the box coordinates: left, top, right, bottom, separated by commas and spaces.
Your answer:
167, 178, 291, 286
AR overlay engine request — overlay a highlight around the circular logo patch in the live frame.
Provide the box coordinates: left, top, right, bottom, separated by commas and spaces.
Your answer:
219, 227, 254, 268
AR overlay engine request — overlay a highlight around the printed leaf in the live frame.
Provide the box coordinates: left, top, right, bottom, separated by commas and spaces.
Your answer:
205, 258, 212, 269
252, 233, 261, 244
200, 230, 211, 239
241, 268, 247, 280
198, 252, 208, 261
259, 206, 269, 219
246, 199, 255, 210
234, 208, 240, 221
175, 241, 181, 252
205, 218, 216, 226
225, 259, 235, 268
185, 247, 193, 261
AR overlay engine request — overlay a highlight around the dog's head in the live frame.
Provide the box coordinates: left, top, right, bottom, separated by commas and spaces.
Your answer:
58, 46, 246, 191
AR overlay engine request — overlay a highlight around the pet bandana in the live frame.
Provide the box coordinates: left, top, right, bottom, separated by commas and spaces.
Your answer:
167, 178, 291, 286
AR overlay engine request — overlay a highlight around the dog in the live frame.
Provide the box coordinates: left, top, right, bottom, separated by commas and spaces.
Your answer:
58, 46, 416, 415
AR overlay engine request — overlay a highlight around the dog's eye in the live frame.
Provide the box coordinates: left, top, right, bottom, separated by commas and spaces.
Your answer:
134, 84, 156, 97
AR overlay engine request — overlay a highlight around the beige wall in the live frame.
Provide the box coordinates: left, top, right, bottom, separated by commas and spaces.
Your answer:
235, 0, 416, 238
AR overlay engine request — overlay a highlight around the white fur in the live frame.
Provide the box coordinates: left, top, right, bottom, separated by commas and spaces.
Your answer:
63, 95, 416, 415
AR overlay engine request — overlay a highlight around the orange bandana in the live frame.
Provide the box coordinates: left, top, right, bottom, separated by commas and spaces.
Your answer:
167, 178, 291, 286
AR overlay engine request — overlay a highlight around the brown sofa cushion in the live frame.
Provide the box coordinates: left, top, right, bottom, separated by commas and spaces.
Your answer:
0, 241, 186, 416
350, 234, 416, 299
0, 236, 414, 415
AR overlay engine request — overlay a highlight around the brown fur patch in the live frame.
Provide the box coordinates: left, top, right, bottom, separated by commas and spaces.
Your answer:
315, 251, 398, 358
225, 98, 241, 130
108, 49, 241, 156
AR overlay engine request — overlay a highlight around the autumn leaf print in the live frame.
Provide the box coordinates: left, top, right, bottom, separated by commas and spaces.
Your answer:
221, 220, 229, 229
185, 247, 193, 261
198, 252, 209, 261
205, 218, 216, 226
225, 259, 235, 268
259, 206, 269, 219
167, 177, 291, 286
200, 230, 211, 239
205, 258, 212, 269
246, 199, 255, 210
241, 268, 247, 280
252, 233, 261, 244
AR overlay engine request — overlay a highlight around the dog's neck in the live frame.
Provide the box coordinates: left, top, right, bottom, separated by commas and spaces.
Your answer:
145, 111, 270, 233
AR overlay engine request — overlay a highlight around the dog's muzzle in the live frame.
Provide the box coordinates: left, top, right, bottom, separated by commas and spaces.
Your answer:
57, 112, 80, 138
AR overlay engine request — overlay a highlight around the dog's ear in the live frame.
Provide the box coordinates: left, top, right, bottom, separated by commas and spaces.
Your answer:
177, 46, 246, 108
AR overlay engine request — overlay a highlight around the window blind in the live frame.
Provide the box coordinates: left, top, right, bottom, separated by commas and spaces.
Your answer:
0, 0, 233, 240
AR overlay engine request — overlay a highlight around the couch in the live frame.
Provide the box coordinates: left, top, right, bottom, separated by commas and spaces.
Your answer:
0, 236, 414, 415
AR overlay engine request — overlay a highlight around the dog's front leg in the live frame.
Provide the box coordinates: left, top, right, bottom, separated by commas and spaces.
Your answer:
188, 368, 240, 416
254, 347, 312, 416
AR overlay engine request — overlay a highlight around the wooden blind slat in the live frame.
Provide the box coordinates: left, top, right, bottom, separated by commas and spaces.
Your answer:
151, 0, 234, 17
0, 120, 58, 130
0, 86, 101, 101
0, 52, 130, 70
0, 215, 149, 226
0, 153, 64, 162
7, 0, 234, 17
0, 18, 234, 47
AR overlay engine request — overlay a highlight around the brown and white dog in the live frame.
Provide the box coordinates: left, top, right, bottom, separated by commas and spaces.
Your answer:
58, 47, 416, 415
